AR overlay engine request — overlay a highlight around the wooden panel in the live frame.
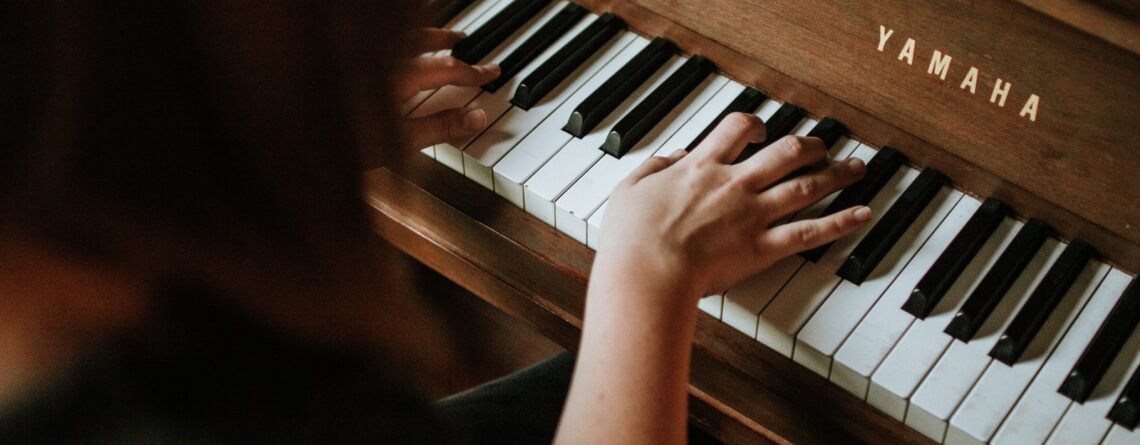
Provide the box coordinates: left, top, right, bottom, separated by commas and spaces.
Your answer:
365, 156, 937, 444
628, 0, 1140, 242
573, 0, 1140, 272
1016, 0, 1140, 54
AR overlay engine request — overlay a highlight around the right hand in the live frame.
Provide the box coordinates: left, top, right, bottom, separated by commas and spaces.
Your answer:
594, 112, 871, 302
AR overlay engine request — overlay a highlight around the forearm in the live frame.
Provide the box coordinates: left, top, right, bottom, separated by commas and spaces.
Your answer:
554, 266, 701, 445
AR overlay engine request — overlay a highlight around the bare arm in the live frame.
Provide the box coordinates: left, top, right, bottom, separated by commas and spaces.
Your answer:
555, 113, 871, 445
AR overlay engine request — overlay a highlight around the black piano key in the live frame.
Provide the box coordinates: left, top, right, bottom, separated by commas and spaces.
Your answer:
685, 87, 768, 151
733, 103, 805, 163
430, 0, 476, 28
799, 147, 907, 262
943, 219, 1051, 342
483, 3, 587, 93
601, 56, 715, 158
903, 198, 1008, 319
512, 13, 625, 110
1059, 278, 1140, 403
563, 37, 676, 137
805, 117, 847, 149
452, 0, 552, 65
1109, 365, 1140, 430
777, 118, 850, 182
989, 240, 1095, 365
836, 168, 947, 285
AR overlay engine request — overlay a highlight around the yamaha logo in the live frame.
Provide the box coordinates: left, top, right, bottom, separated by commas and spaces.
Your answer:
877, 25, 1041, 123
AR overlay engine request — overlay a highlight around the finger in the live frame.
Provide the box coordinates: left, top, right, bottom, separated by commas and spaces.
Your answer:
415, 28, 466, 53
662, 148, 688, 163
623, 149, 687, 184
690, 112, 765, 164
757, 157, 866, 221
400, 56, 500, 100
404, 107, 488, 149
736, 135, 828, 190
763, 205, 873, 257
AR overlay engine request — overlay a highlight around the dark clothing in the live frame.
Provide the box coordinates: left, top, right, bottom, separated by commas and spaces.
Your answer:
0, 286, 721, 444
437, 352, 575, 445
0, 285, 441, 444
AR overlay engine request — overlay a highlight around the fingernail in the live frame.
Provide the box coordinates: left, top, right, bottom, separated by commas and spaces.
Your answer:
478, 64, 501, 76
854, 206, 872, 222
847, 157, 866, 173
452, 30, 467, 39
463, 108, 487, 132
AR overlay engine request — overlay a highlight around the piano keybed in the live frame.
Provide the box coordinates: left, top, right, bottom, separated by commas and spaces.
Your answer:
410, 1, 1140, 443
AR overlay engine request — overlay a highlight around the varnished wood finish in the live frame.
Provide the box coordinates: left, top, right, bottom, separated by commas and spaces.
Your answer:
576, 0, 1140, 272
1017, 0, 1140, 54
376, 1, 1138, 443
366, 155, 936, 444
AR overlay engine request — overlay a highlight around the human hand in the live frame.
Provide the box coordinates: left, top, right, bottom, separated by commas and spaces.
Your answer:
397, 28, 501, 149
594, 113, 871, 302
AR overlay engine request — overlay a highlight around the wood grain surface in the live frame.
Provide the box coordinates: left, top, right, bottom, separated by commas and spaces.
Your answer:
374, 1, 1139, 442
573, 0, 1140, 272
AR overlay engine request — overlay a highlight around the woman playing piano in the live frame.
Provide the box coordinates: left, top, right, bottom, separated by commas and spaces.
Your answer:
0, 1, 868, 444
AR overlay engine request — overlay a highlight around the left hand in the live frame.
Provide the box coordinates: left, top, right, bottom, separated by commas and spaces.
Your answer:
397, 28, 501, 149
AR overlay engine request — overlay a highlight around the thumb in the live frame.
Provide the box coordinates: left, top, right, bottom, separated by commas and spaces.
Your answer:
404, 107, 488, 149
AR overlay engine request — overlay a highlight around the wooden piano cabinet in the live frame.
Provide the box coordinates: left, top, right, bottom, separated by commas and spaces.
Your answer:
366, 154, 936, 444
370, 1, 1137, 443
577, 0, 1140, 272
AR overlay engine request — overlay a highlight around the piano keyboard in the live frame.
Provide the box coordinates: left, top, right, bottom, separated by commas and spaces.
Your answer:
414, 1, 1140, 443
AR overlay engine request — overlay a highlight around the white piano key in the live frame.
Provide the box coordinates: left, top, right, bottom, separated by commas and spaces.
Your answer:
432, 1, 569, 172
1046, 326, 1140, 445
585, 200, 606, 249
866, 216, 1021, 424
699, 293, 725, 319
410, 0, 509, 160
461, 27, 637, 191
830, 196, 982, 398
788, 117, 818, 137
448, 5, 595, 188
403, 0, 507, 117
755, 157, 917, 357
717, 138, 863, 340
522, 55, 687, 225
992, 269, 1132, 445
794, 186, 963, 378
414, 0, 565, 172
722, 258, 803, 337
658, 82, 750, 155
945, 260, 1109, 445
552, 77, 734, 242
446, 0, 503, 31
492, 36, 652, 207
1102, 424, 1140, 445
754, 99, 783, 121
904, 238, 1066, 442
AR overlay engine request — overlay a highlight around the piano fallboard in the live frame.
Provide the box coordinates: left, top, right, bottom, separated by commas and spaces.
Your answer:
577, 0, 1140, 272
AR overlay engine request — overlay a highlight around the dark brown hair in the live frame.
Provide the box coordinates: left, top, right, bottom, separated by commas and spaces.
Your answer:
2, 1, 450, 364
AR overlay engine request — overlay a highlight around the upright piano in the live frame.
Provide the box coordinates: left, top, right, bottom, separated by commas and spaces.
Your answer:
368, 1, 1140, 443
